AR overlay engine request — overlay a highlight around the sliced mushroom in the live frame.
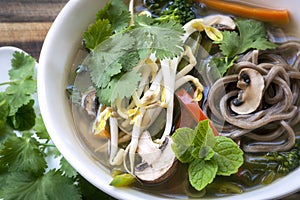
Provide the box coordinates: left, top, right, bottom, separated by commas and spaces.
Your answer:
134, 131, 177, 183
81, 87, 98, 117
230, 68, 265, 114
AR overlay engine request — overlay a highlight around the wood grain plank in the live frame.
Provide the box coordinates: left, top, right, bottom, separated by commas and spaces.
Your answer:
0, 1, 68, 22
0, 22, 52, 43
0, 22, 52, 59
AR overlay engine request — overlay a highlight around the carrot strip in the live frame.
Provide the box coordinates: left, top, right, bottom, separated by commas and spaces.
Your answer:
197, 0, 290, 24
175, 88, 219, 136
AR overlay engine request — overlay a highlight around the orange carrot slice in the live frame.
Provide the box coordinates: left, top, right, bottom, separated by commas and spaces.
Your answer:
197, 0, 290, 24
175, 88, 219, 136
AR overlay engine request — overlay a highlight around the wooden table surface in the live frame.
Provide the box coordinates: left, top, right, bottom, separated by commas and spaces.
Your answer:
0, 0, 299, 199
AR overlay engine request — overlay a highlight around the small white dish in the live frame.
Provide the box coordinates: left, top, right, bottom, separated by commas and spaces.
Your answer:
0, 46, 26, 91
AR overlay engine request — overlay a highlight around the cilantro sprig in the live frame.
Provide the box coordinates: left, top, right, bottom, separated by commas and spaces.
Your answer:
171, 120, 244, 191
211, 19, 277, 76
83, 0, 184, 105
0, 52, 111, 200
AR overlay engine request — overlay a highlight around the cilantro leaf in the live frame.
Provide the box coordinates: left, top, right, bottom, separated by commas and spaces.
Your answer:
88, 32, 135, 89
0, 92, 9, 129
96, 0, 130, 32
209, 56, 237, 76
8, 99, 36, 131
59, 157, 78, 178
5, 79, 37, 116
9, 51, 35, 80
188, 159, 218, 191
219, 19, 277, 58
97, 70, 141, 105
0, 134, 47, 176
2, 51, 37, 116
83, 19, 113, 50
213, 136, 244, 176
33, 115, 50, 140
87, 17, 184, 105
133, 15, 184, 59
1, 170, 81, 200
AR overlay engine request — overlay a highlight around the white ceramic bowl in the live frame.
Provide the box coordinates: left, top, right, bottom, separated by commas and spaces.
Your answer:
38, 0, 300, 199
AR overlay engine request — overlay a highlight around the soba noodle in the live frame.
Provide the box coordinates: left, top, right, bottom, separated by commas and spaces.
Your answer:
205, 40, 300, 152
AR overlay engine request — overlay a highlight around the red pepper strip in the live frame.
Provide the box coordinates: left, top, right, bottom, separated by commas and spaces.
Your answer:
197, 0, 290, 25
175, 88, 219, 136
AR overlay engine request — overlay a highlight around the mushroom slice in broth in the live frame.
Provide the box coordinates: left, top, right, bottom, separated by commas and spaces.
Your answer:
134, 131, 177, 183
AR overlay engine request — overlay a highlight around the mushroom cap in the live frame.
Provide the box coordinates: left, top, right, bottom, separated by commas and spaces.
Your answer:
230, 68, 265, 115
81, 87, 98, 117
134, 131, 177, 183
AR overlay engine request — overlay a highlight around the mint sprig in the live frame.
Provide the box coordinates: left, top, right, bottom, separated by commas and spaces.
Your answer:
171, 120, 244, 191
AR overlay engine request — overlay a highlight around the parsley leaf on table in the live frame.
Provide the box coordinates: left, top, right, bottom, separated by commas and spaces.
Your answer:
0, 133, 47, 176
1, 170, 81, 200
8, 99, 36, 131
0, 51, 108, 200
33, 114, 51, 140
5, 51, 36, 116
0, 92, 9, 129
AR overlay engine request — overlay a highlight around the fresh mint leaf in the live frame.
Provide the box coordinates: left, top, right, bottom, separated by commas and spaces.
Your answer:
0, 134, 47, 176
8, 99, 36, 131
96, 0, 130, 32
188, 159, 218, 191
193, 119, 216, 148
171, 119, 244, 191
83, 19, 113, 50
198, 146, 215, 161
213, 136, 244, 176
1, 170, 81, 200
9, 51, 35, 80
219, 19, 277, 58
172, 127, 195, 163
0, 92, 9, 129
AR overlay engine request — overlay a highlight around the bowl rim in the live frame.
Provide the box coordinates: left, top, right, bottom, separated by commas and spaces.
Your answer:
38, 0, 300, 199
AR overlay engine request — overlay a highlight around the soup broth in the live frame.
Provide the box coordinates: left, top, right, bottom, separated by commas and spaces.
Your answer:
68, 0, 300, 198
